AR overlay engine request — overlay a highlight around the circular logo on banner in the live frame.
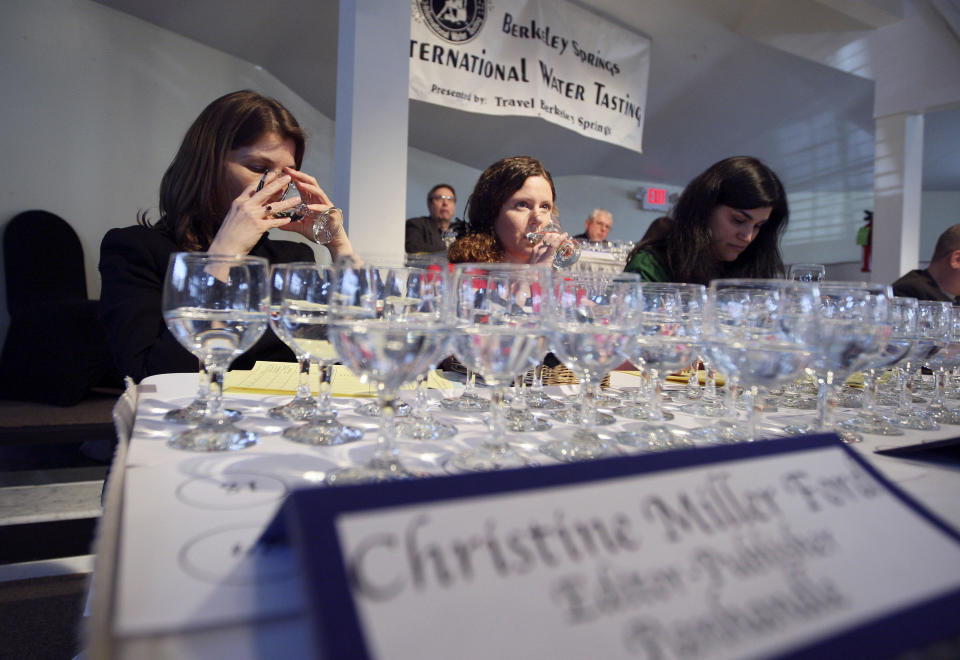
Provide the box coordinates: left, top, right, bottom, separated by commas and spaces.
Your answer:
417, 0, 487, 44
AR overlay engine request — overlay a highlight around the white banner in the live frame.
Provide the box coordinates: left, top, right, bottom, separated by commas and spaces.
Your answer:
410, 0, 651, 153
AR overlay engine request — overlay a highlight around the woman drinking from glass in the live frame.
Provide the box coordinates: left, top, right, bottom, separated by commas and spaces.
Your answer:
99, 90, 355, 381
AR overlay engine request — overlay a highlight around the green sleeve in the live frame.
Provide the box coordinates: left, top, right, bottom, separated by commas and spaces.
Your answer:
624, 249, 670, 282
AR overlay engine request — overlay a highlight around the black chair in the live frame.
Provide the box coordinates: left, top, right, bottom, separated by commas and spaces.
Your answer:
0, 210, 120, 405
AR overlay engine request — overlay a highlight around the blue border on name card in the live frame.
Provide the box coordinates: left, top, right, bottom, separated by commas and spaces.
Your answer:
265, 433, 960, 660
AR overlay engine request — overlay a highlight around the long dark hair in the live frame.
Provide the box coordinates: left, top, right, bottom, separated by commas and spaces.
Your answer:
448, 155, 556, 263
142, 90, 306, 251
629, 156, 788, 284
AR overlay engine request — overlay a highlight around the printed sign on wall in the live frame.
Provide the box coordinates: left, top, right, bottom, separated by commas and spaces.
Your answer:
410, 0, 651, 153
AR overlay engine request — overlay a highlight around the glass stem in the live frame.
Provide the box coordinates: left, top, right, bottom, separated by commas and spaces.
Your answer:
704, 361, 717, 399
816, 372, 836, 432
464, 368, 477, 398
647, 368, 664, 422
685, 362, 700, 399
295, 356, 313, 401
194, 364, 210, 404
414, 373, 429, 418
742, 385, 759, 441
861, 368, 878, 416
933, 368, 947, 411
532, 361, 545, 391
579, 379, 598, 436
205, 366, 227, 425
897, 366, 911, 411
485, 385, 508, 451
315, 362, 334, 417
371, 387, 400, 468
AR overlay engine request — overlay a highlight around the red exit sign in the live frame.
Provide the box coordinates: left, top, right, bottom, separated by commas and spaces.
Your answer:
640, 187, 669, 211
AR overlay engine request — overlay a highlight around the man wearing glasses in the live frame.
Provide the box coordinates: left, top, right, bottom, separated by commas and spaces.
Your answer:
405, 183, 467, 254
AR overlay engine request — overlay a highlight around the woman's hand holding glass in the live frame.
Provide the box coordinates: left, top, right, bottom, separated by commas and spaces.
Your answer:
525, 219, 581, 269
162, 253, 269, 451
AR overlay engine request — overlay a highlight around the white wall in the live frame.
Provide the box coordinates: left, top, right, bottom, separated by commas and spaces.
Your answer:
0, 0, 335, 345
1, 0, 929, 352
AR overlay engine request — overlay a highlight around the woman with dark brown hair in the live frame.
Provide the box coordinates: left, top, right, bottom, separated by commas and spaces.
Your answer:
625, 156, 788, 284
99, 90, 355, 381
447, 155, 569, 265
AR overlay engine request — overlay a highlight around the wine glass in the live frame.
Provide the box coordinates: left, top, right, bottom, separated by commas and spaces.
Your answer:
540, 273, 640, 462
447, 263, 550, 471
923, 304, 960, 425
266, 263, 319, 421
704, 279, 820, 442
617, 283, 703, 451
781, 282, 891, 444
258, 170, 337, 244
886, 300, 950, 431
525, 219, 581, 269
326, 264, 452, 484
162, 253, 269, 451
838, 296, 917, 436
277, 264, 365, 445
789, 263, 826, 282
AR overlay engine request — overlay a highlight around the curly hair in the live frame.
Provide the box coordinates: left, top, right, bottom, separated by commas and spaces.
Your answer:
448, 155, 555, 263
141, 90, 306, 251
627, 156, 788, 284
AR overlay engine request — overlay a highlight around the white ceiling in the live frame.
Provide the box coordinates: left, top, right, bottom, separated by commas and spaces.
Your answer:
92, 0, 958, 191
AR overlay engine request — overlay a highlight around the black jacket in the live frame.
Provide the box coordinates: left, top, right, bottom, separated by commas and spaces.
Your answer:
98, 225, 314, 381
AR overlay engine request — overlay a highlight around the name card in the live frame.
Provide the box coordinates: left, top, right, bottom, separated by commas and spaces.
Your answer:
268, 435, 960, 659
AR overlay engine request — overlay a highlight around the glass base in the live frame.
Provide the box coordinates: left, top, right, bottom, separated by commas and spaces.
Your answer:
540, 437, 620, 462
326, 458, 424, 486
776, 393, 818, 410
833, 388, 863, 409
396, 416, 458, 440
678, 397, 726, 417
692, 420, 753, 444
614, 404, 675, 422
447, 445, 534, 472
838, 413, 904, 436
523, 390, 565, 410
617, 424, 695, 452
550, 408, 616, 426
505, 409, 552, 432
165, 403, 240, 424
782, 423, 862, 443
929, 406, 960, 425
439, 392, 489, 412
354, 400, 411, 417
886, 410, 940, 431
167, 424, 257, 452
268, 397, 319, 422
282, 418, 365, 446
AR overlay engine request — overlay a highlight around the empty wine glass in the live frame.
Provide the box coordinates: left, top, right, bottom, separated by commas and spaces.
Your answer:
277, 264, 365, 445
267, 263, 320, 421
886, 300, 950, 431
704, 279, 820, 442
525, 219, 581, 269
540, 273, 640, 462
782, 282, 891, 444
326, 264, 452, 484
617, 283, 703, 451
162, 253, 269, 451
924, 304, 960, 425
838, 296, 917, 436
447, 263, 550, 471
789, 263, 826, 282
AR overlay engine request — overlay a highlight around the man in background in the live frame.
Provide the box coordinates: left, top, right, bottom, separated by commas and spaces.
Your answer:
405, 183, 466, 253
574, 208, 613, 242
892, 224, 960, 302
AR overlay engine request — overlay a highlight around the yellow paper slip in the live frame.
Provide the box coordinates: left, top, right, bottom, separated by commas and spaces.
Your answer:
224, 361, 457, 397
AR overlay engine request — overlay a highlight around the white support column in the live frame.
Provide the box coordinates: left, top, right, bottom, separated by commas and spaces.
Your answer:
334, 0, 410, 264
871, 113, 924, 285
